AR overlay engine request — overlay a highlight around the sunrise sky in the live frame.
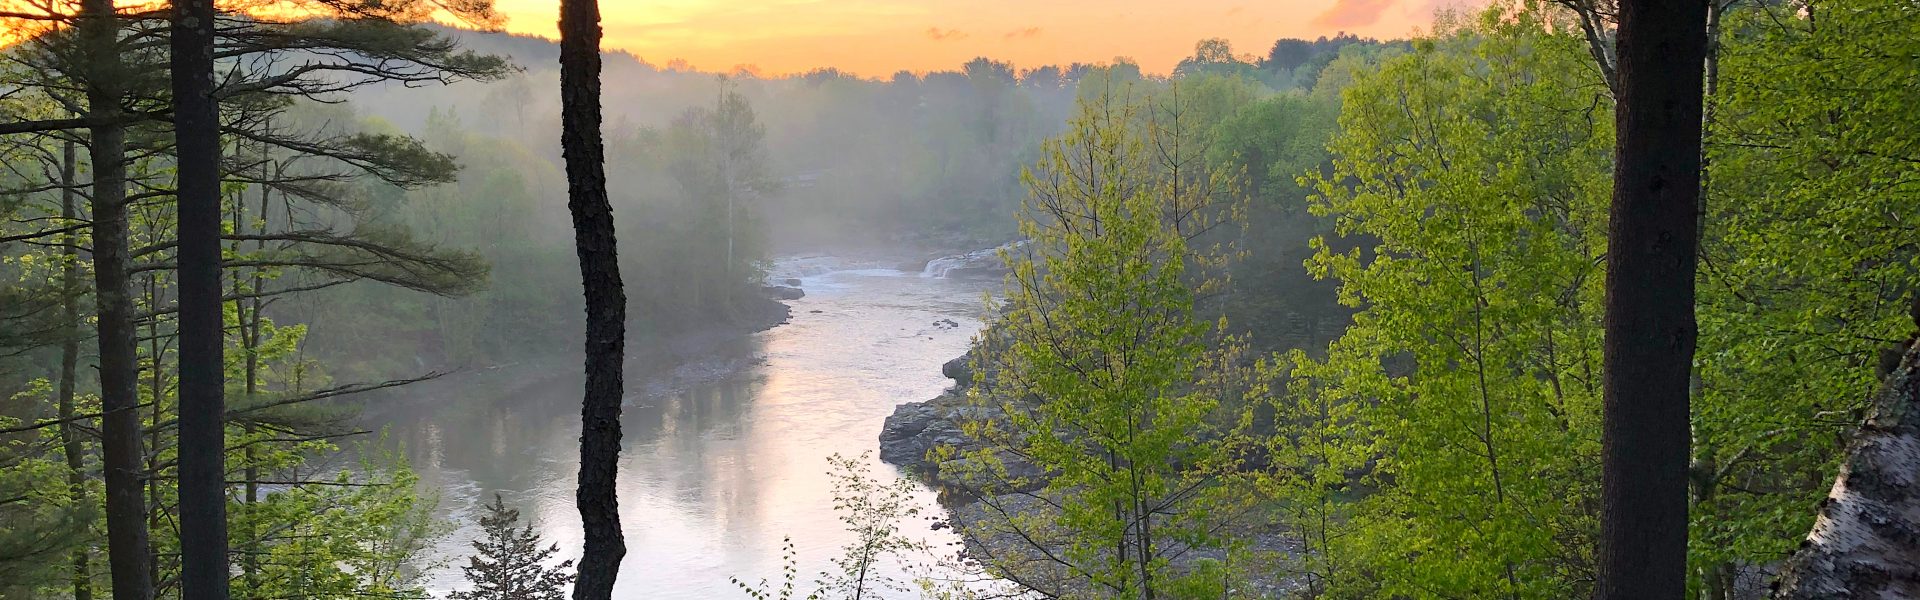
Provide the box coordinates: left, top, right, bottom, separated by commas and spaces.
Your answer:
485, 0, 1456, 77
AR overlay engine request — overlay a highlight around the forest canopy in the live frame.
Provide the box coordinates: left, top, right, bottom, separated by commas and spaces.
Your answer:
6, 0, 1919, 598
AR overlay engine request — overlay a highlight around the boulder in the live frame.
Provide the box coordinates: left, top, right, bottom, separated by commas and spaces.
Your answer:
941, 354, 973, 385
761, 285, 805, 300
878, 400, 950, 467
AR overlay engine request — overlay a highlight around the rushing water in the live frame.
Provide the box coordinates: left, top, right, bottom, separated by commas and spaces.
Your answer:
379, 258, 995, 598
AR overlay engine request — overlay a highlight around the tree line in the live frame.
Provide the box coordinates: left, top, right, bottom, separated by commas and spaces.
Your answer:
841, 1, 1920, 599
10, 0, 1920, 598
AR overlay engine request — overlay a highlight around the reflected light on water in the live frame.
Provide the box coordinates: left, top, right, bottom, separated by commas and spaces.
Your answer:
380, 262, 995, 599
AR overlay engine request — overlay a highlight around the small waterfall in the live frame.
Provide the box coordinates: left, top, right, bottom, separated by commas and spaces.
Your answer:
920, 254, 974, 278
920, 241, 1024, 278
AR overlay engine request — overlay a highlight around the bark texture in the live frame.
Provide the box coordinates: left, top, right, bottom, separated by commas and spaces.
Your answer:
1773, 342, 1920, 599
1598, 1, 1709, 599
59, 141, 93, 600
82, 0, 155, 595
559, 0, 629, 597
171, 0, 229, 596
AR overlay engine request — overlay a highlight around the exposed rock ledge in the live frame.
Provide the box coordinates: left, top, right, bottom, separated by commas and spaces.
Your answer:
878, 350, 1306, 598
879, 355, 976, 470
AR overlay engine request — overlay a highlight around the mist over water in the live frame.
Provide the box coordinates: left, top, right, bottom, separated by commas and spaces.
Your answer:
379, 258, 996, 598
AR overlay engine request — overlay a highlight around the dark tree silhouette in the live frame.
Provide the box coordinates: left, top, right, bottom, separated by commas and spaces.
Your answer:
171, 0, 228, 597
78, 0, 155, 596
558, 0, 629, 597
1598, 1, 1709, 599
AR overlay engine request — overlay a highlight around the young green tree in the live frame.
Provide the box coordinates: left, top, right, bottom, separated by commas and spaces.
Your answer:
732, 455, 1015, 600
816, 454, 924, 600
662, 83, 776, 310
1294, 6, 1613, 596
451, 494, 577, 600
948, 75, 1253, 600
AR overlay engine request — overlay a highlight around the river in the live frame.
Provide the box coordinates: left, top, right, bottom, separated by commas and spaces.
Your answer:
377, 257, 997, 598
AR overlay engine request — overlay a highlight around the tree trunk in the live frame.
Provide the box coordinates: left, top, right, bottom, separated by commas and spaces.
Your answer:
1771, 342, 1920, 598
58, 140, 94, 600
559, 0, 629, 597
171, 0, 229, 595
240, 145, 272, 592
144, 279, 164, 589
1598, 1, 1709, 599
82, 0, 155, 595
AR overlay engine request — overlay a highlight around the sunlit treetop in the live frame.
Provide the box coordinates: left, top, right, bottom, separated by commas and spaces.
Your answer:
0, 0, 500, 46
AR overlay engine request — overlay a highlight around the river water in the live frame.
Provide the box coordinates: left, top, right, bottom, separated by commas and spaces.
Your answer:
380, 259, 996, 598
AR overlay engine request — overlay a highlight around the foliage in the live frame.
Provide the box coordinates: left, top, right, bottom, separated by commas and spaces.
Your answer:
449, 493, 577, 600
0, 1, 495, 594
947, 78, 1258, 600
229, 447, 449, 600
733, 538, 812, 600
1684, 0, 1920, 592
1270, 1, 1920, 597
814, 453, 925, 599
1290, 4, 1614, 597
733, 454, 1012, 600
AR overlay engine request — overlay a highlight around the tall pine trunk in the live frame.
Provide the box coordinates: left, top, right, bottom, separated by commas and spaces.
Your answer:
171, 0, 228, 595
58, 140, 93, 600
81, 0, 155, 595
559, 0, 629, 596
1598, 1, 1709, 598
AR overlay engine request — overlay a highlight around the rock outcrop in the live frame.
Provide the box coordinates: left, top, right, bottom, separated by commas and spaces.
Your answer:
940, 353, 972, 385
878, 346, 1306, 597
877, 390, 970, 468
761, 285, 805, 300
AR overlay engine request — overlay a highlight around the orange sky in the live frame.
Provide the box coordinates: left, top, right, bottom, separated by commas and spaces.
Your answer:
488, 0, 1454, 77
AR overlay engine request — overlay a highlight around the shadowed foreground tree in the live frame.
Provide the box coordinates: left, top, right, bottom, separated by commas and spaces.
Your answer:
0, 0, 504, 595
73, 0, 157, 597
1598, 0, 1708, 599
558, 0, 629, 596
170, 0, 228, 596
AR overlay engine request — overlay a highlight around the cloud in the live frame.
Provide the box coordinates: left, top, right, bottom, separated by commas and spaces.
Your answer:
924, 27, 967, 41
1002, 27, 1043, 40
1312, 0, 1395, 28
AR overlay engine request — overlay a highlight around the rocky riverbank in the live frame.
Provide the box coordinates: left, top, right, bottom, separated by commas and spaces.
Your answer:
879, 350, 1308, 598
878, 355, 981, 468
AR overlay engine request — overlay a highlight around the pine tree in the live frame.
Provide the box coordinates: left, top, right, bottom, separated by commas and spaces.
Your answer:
171, 0, 229, 595
450, 494, 576, 600
558, 0, 630, 595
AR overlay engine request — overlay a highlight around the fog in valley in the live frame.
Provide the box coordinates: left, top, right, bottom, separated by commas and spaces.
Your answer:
6, 2, 1915, 599
277, 32, 1370, 597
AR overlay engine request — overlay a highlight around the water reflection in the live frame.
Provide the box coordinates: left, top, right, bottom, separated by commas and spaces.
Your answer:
377, 265, 993, 599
